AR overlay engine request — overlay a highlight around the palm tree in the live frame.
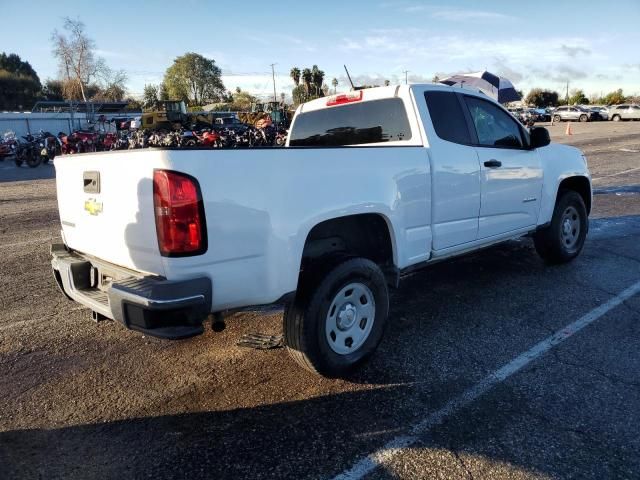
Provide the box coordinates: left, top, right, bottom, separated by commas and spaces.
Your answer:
311, 65, 324, 95
301, 68, 312, 94
331, 77, 338, 94
290, 67, 301, 86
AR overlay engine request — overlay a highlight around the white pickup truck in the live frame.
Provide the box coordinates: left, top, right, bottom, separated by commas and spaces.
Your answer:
51, 84, 591, 377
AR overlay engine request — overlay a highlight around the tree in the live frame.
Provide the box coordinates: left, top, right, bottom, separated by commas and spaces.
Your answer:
42, 79, 65, 101
0, 52, 42, 110
159, 82, 169, 101
432, 75, 440, 83
124, 98, 142, 111
384, 79, 390, 87
301, 68, 312, 94
525, 88, 559, 107
163, 53, 225, 105
569, 89, 588, 105
292, 65, 327, 105
311, 65, 324, 95
331, 77, 338, 93
290, 67, 301, 86
0, 53, 40, 82
143, 84, 159, 109
230, 88, 257, 110
93, 69, 127, 101
51, 17, 107, 101
603, 89, 625, 105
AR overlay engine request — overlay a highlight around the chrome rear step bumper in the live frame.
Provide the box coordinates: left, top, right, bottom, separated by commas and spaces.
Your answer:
51, 244, 211, 339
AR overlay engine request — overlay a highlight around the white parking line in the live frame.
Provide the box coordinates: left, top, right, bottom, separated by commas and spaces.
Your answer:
333, 279, 640, 480
592, 166, 640, 182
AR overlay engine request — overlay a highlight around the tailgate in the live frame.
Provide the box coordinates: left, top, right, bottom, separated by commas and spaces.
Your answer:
54, 150, 168, 276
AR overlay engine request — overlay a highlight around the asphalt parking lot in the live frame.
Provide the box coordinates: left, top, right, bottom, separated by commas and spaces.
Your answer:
1, 121, 639, 479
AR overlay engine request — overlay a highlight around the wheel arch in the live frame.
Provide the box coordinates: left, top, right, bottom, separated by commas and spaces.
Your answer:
558, 175, 592, 214
299, 213, 398, 287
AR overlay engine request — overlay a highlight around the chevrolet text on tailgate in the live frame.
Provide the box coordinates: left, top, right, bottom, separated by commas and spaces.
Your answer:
51, 84, 592, 377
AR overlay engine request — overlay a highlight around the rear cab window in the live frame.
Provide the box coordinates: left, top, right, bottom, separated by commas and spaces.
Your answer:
289, 98, 412, 147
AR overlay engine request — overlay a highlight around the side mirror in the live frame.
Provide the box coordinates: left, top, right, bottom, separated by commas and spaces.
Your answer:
529, 126, 551, 149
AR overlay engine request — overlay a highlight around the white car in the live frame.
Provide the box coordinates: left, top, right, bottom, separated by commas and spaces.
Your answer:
51, 84, 592, 377
609, 104, 640, 121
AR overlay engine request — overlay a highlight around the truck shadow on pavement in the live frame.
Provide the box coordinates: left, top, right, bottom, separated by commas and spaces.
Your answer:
2, 216, 639, 479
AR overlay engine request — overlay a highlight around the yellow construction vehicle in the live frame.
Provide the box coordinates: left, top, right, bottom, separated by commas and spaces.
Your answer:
139, 100, 188, 131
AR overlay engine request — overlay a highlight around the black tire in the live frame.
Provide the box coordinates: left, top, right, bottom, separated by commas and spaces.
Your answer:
579, 114, 588, 122
553, 115, 561, 123
612, 115, 621, 122
534, 190, 588, 264
26, 151, 42, 168
284, 257, 389, 377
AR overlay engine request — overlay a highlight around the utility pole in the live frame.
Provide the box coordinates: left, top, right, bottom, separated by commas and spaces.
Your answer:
403, 70, 409, 85
270, 63, 277, 103
566, 81, 569, 105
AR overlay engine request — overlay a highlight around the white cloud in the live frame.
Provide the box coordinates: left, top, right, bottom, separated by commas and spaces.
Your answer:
94, 49, 130, 59
430, 8, 517, 22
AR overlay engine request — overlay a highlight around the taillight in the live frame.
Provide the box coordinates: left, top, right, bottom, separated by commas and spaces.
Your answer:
153, 170, 207, 257
326, 90, 363, 106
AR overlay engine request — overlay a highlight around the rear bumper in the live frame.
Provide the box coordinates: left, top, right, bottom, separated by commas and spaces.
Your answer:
51, 243, 212, 339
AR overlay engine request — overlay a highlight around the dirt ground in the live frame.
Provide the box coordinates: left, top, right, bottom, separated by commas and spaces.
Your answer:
1, 121, 639, 479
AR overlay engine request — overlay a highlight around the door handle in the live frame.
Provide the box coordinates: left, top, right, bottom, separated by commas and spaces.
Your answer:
484, 159, 502, 168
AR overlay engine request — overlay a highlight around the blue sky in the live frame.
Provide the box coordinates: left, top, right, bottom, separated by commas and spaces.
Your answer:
1, 0, 639, 100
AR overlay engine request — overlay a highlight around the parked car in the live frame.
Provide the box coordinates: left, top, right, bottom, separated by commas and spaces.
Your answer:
588, 106, 609, 121
552, 106, 598, 122
50, 84, 592, 377
608, 104, 640, 121
533, 108, 551, 122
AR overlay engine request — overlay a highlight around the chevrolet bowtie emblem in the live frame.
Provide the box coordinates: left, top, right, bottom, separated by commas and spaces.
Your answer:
84, 198, 103, 216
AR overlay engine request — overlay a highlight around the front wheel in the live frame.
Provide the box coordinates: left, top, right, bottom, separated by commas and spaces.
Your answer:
284, 257, 389, 377
534, 190, 588, 264
579, 114, 588, 122
553, 115, 561, 123
612, 115, 621, 122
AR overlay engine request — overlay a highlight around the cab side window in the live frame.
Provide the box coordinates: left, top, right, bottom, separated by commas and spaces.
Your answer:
424, 91, 472, 145
464, 96, 525, 149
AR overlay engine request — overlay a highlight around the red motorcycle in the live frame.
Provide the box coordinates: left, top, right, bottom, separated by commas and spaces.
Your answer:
58, 132, 78, 155
66, 130, 99, 153
184, 129, 221, 148
0, 131, 18, 159
99, 132, 118, 151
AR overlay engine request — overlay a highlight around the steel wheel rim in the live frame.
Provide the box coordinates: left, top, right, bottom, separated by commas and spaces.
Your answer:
325, 282, 375, 355
560, 206, 581, 251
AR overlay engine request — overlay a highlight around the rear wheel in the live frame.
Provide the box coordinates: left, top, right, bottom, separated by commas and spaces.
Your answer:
26, 150, 42, 168
534, 190, 588, 264
579, 114, 588, 122
612, 114, 621, 122
284, 257, 389, 377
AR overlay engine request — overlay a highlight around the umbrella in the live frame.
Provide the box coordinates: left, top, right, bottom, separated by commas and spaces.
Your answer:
440, 71, 521, 104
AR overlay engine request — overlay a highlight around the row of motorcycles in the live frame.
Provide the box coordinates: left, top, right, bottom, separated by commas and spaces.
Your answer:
0, 130, 107, 168
0, 124, 289, 168
127, 125, 288, 150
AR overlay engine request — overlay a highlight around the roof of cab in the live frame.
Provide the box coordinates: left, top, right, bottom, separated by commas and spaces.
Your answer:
296, 83, 489, 113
